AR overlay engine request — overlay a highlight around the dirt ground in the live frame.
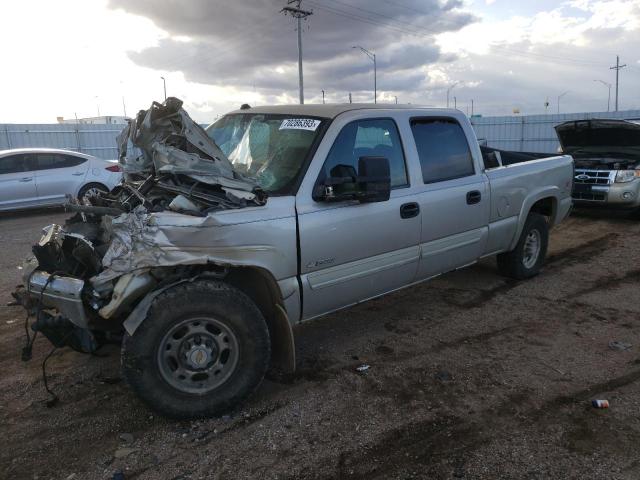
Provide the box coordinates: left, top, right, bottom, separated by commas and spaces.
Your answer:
1, 207, 639, 480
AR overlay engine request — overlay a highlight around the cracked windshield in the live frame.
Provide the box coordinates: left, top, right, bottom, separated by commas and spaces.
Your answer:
207, 114, 325, 194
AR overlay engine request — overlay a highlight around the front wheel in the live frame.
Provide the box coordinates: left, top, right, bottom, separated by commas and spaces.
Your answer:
497, 213, 549, 280
121, 280, 271, 419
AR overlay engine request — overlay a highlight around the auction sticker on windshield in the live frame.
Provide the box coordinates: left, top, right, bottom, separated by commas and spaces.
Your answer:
279, 118, 321, 131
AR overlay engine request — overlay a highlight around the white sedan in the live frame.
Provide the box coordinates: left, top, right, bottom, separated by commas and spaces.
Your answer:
0, 148, 122, 211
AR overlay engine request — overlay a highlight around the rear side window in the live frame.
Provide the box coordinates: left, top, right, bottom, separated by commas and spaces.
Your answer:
0, 154, 27, 174
34, 153, 86, 170
411, 118, 475, 184
319, 118, 408, 188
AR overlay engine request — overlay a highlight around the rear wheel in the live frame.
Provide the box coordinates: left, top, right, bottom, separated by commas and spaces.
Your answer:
121, 280, 271, 419
77, 183, 108, 204
497, 213, 549, 280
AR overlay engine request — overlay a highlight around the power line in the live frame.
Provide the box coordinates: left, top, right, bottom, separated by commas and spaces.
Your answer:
306, 0, 608, 68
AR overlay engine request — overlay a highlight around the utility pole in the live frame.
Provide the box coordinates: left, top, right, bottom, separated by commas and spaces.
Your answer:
349, 92, 352, 104
395, 96, 398, 104
471, 99, 474, 116
594, 79, 612, 112
160, 76, 167, 101
454, 96, 457, 109
322, 89, 325, 104
353, 46, 376, 103
122, 96, 127, 118
610, 56, 627, 111
281, 1, 312, 104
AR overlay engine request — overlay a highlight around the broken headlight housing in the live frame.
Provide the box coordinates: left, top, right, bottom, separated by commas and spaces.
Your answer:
615, 170, 640, 183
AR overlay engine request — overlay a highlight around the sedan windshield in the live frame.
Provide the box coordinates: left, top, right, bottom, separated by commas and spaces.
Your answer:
206, 113, 326, 194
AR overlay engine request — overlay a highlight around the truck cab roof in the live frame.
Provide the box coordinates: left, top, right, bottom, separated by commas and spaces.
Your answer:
227, 104, 444, 119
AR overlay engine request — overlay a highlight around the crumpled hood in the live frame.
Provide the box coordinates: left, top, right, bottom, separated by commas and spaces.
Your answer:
117, 97, 260, 194
555, 119, 640, 157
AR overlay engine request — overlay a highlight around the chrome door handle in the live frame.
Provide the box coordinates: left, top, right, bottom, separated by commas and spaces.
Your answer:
19, 177, 33, 182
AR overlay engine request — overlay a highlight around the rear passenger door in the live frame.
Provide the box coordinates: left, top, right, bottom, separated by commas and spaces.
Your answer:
297, 118, 422, 319
33, 153, 88, 204
410, 117, 490, 279
0, 154, 39, 210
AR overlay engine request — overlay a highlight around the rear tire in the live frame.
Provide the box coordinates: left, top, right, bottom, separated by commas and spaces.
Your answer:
77, 183, 108, 204
497, 213, 548, 280
121, 279, 271, 419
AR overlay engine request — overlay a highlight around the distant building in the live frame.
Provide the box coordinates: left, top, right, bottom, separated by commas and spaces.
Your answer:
56, 115, 129, 125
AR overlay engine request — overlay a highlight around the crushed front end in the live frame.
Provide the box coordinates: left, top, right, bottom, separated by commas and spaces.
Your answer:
12, 97, 267, 359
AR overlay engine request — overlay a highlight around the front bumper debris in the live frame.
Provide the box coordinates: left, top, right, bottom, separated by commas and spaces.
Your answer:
26, 272, 87, 328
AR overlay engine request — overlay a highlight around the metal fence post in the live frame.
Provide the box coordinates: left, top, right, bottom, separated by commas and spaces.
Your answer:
4, 125, 11, 149
75, 126, 81, 153
520, 117, 525, 151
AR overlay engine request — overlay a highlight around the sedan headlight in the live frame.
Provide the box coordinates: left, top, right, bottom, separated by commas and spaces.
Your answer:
615, 170, 640, 183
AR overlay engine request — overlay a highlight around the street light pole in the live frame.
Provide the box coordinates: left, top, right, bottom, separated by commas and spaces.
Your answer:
353, 46, 376, 104
160, 76, 167, 101
557, 91, 569, 114
322, 89, 325, 104
446, 82, 459, 108
593, 79, 612, 112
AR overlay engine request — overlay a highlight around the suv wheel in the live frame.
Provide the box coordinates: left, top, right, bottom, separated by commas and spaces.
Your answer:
497, 213, 549, 280
122, 279, 271, 419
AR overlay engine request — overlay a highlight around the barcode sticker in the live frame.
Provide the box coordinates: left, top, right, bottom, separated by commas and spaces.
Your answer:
279, 118, 321, 131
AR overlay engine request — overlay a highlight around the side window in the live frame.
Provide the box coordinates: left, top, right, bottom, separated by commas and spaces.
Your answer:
35, 153, 86, 170
63, 154, 87, 167
320, 118, 408, 189
0, 154, 27, 174
411, 118, 475, 184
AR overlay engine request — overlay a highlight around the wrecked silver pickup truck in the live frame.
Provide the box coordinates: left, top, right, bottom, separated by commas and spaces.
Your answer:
14, 99, 573, 418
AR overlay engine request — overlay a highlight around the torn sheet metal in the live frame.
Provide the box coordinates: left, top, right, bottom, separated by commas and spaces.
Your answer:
94, 207, 278, 283
118, 97, 258, 193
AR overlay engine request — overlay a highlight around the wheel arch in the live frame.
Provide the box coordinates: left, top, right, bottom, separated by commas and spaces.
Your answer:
121, 265, 296, 374
509, 189, 559, 251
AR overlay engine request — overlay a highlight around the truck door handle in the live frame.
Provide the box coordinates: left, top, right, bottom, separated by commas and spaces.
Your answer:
400, 202, 420, 219
19, 177, 33, 182
466, 190, 481, 205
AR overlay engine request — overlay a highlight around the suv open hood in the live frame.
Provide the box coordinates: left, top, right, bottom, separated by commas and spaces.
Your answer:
555, 119, 640, 158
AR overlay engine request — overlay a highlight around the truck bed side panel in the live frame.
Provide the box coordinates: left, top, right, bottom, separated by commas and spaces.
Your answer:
484, 155, 574, 253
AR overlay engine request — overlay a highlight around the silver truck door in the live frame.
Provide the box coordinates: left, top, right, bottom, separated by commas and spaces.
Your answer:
409, 117, 490, 279
296, 118, 421, 320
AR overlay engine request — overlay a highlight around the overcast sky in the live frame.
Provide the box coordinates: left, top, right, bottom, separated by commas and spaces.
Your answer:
1, 0, 639, 123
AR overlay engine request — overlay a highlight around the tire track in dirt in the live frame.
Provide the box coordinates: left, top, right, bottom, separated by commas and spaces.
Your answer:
312, 368, 640, 480
545, 232, 619, 270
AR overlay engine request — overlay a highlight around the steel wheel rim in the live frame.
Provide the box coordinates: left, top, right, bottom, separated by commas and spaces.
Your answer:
157, 317, 240, 394
522, 228, 541, 269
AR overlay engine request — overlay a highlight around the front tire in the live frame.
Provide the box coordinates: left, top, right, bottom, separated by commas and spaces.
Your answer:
497, 213, 549, 280
121, 280, 271, 419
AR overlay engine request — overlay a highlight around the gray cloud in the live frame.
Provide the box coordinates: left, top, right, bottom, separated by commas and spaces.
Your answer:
109, 0, 475, 96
